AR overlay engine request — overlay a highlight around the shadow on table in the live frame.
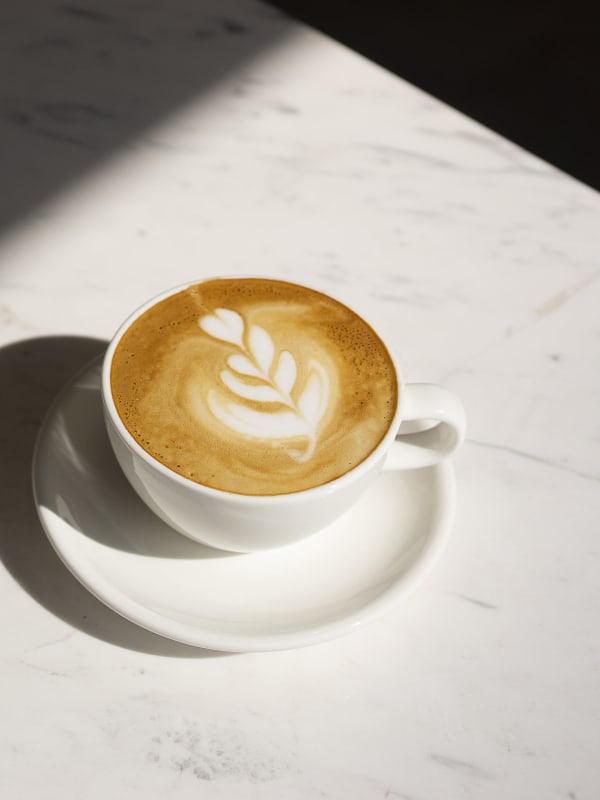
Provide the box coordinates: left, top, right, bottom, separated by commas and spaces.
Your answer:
0, 335, 225, 657
0, 0, 292, 236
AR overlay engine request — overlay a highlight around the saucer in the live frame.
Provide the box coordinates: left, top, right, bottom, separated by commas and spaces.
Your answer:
32, 359, 456, 652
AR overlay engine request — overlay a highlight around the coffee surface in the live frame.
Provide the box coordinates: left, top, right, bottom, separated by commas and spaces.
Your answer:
111, 278, 398, 495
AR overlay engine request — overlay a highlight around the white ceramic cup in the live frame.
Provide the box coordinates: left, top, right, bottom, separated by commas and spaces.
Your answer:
101, 279, 466, 552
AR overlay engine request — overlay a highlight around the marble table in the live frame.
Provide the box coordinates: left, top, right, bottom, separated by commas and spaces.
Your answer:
1, 1, 599, 797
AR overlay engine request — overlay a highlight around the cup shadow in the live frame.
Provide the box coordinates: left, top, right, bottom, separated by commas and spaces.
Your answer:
39, 355, 236, 560
0, 336, 227, 657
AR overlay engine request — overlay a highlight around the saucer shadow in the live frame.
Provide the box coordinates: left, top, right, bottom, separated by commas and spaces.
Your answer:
0, 336, 225, 657
39, 355, 235, 560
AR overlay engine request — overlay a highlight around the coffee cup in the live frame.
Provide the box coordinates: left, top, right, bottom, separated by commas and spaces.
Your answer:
101, 277, 465, 552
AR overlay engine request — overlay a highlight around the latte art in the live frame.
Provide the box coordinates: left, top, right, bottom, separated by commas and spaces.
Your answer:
199, 308, 329, 461
111, 278, 397, 495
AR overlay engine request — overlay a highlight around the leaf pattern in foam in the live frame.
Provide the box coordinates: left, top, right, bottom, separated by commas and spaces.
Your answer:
227, 354, 263, 378
198, 308, 244, 346
220, 370, 284, 404
273, 351, 296, 396
297, 360, 328, 431
247, 325, 274, 373
207, 395, 311, 439
198, 307, 330, 458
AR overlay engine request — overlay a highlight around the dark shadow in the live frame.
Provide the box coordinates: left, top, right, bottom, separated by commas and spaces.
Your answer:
270, 0, 600, 192
0, 336, 227, 656
4, 0, 595, 235
37, 355, 237, 559
0, 0, 293, 232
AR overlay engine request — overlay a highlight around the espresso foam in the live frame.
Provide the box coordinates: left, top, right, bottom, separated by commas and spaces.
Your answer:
111, 278, 398, 495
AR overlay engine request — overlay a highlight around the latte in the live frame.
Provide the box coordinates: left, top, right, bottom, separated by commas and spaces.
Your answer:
110, 278, 398, 495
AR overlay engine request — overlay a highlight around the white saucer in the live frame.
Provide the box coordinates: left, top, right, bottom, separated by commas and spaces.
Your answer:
32, 359, 456, 652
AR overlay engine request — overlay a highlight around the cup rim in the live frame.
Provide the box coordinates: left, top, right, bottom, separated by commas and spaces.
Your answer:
101, 275, 405, 504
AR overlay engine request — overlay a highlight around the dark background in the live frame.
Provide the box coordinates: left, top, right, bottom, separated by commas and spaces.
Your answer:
1, 0, 597, 238
270, 0, 600, 191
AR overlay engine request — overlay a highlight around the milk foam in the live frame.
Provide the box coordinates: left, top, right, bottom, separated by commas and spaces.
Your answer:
110, 278, 398, 495
199, 309, 329, 461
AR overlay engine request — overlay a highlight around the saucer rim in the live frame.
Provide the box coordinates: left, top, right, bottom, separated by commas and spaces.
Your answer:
32, 359, 456, 652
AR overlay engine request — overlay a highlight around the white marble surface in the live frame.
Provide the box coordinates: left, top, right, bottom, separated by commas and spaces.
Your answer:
1, 1, 599, 797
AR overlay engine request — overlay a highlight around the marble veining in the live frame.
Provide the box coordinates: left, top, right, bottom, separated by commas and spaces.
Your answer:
0, 0, 599, 798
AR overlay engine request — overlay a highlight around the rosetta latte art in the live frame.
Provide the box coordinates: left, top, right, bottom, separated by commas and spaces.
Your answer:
111, 278, 397, 495
199, 308, 329, 461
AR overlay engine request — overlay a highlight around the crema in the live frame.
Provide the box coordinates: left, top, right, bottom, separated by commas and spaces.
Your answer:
110, 278, 398, 495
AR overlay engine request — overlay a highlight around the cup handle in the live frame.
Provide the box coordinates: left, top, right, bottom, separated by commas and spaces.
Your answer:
384, 383, 466, 470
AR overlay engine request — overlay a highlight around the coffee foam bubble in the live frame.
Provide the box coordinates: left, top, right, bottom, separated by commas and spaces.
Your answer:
111, 279, 397, 495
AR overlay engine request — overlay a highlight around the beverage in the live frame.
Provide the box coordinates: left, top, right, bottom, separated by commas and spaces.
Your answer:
110, 277, 398, 495
103, 276, 464, 550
